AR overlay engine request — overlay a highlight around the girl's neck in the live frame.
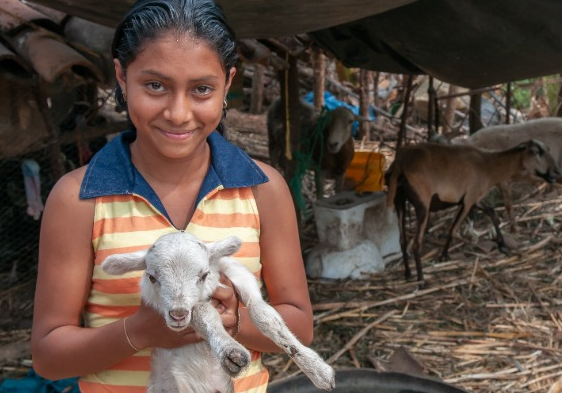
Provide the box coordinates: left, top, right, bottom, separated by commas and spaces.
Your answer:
130, 140, 211, 187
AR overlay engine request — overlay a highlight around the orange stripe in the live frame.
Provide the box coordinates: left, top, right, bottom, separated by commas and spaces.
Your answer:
86, 304, 139, 318
191, 212, 258, 229
93, 277, 140, 294
95, 246, 151, 265
79, 380, 147, 393
234, 368, 269, 392
207, 188, 254, 201
93, 215, 170, 240
234, 241, 260, 258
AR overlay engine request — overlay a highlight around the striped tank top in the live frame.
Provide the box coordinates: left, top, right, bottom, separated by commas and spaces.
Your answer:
79, 130, 270, 393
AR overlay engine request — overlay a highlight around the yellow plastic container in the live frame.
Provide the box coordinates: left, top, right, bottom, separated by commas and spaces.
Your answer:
344, 150, 386, 192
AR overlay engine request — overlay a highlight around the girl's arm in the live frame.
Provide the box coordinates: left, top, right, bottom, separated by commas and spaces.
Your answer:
235, 162, 313, 352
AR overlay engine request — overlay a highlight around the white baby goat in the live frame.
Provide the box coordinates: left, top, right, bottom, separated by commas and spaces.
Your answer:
101, 231, 335, 393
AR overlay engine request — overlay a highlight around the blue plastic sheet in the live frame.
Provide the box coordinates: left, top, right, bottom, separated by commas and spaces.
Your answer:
0, 369, 80, 393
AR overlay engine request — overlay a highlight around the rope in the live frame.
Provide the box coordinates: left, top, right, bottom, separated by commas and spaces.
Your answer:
288, 107, 331, 214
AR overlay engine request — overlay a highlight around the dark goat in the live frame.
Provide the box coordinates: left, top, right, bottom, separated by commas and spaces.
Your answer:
267, 98, 364, 198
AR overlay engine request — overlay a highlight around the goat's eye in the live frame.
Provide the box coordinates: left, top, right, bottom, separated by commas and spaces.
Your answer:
200, 271, 209, 282
147, 273, 156, 283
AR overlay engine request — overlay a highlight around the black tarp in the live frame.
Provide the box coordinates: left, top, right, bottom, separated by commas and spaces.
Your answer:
22, 0, 562, 88
311, 0, 562, 88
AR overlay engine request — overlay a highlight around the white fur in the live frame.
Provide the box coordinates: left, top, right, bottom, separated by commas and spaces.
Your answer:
102, 232, 335, 393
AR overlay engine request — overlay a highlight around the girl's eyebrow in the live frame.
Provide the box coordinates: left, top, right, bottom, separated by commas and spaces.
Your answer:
140, 69, 221, 83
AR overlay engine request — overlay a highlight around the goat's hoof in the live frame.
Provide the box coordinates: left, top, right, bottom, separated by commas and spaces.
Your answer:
498, 245, 510, 256
221, 346, 250, 376
308, 363, 336, 391
291, 347, 336, 391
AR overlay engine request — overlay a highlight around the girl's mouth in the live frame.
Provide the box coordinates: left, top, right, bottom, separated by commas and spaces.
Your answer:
160, 129, 195, 140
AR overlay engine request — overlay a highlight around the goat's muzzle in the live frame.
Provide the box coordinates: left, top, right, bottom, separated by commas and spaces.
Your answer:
167, 308, 190, 330
536, 169, 560, 184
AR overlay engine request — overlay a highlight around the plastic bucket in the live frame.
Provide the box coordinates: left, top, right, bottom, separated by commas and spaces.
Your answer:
345, 150, 386, 193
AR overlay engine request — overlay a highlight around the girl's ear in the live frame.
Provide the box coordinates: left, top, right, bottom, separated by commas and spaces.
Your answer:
114, 58, 126, 92
224, 67, 236, 94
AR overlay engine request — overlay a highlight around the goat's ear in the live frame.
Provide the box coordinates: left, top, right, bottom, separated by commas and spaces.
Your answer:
528, 139, 546, 156
101, 249, 148, 275
206, 236, 242, 260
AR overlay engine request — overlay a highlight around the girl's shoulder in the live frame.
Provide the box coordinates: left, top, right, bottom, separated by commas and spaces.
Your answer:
47, 166, 94, 211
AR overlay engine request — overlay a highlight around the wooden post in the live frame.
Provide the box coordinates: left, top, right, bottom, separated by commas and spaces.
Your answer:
427, 76, 435, 139
312, 49, 326, 109
505, 82, 512, 124
469, 93, 483, 135
250, 63, 264, 114
396, 75, 413, 150
358, 69, 371, 141
442, 84, 459, 134
278, 54, 303, 226
373, 71, 380, 108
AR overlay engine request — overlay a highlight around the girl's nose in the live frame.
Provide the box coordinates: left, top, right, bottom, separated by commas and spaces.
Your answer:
163, 94, 192, 124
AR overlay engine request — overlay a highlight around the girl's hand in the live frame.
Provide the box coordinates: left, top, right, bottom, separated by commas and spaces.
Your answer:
212, 273, 240, 338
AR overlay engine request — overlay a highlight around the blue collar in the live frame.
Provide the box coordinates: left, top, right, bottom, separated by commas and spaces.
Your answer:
80, 130, 268, 218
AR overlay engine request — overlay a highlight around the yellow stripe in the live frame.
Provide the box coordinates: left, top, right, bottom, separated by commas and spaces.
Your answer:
199, 199, 259, 215
89, 289, 141, 307
81, 370, 150, 386
187, 224, 259, 242
95, 227, 175, 251
95, 198, 159, 219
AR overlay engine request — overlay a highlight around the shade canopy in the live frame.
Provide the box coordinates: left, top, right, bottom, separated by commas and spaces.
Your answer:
20, 0, 562, 88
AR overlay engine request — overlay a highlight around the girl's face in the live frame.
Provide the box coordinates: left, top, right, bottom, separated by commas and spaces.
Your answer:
114, 32, 235, 160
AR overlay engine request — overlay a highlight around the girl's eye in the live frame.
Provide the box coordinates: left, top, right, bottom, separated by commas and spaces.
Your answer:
146, 82, 165, 92
147, 273, 157, 283
194, 85, 213, 95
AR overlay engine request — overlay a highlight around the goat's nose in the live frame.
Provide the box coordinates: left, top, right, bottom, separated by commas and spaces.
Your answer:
169, 308, 189, 321
328, 142, 338, 152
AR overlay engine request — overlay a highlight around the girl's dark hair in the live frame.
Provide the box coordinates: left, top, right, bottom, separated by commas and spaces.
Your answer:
112, 0, 238, 133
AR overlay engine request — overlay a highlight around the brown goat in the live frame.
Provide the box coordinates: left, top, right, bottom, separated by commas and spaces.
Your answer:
386, 139, 559, 283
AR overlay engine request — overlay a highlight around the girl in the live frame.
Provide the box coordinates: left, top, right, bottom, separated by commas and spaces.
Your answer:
31, 0, 313, 392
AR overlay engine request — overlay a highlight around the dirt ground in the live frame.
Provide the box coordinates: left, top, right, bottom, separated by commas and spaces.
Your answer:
1, 110, 562, 393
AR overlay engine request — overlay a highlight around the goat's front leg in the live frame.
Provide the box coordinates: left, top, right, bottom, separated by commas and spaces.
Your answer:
412, 203, 430, 284
220, 259, 335, 391
474, 202, 509, 255
191, 302, 251, 377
